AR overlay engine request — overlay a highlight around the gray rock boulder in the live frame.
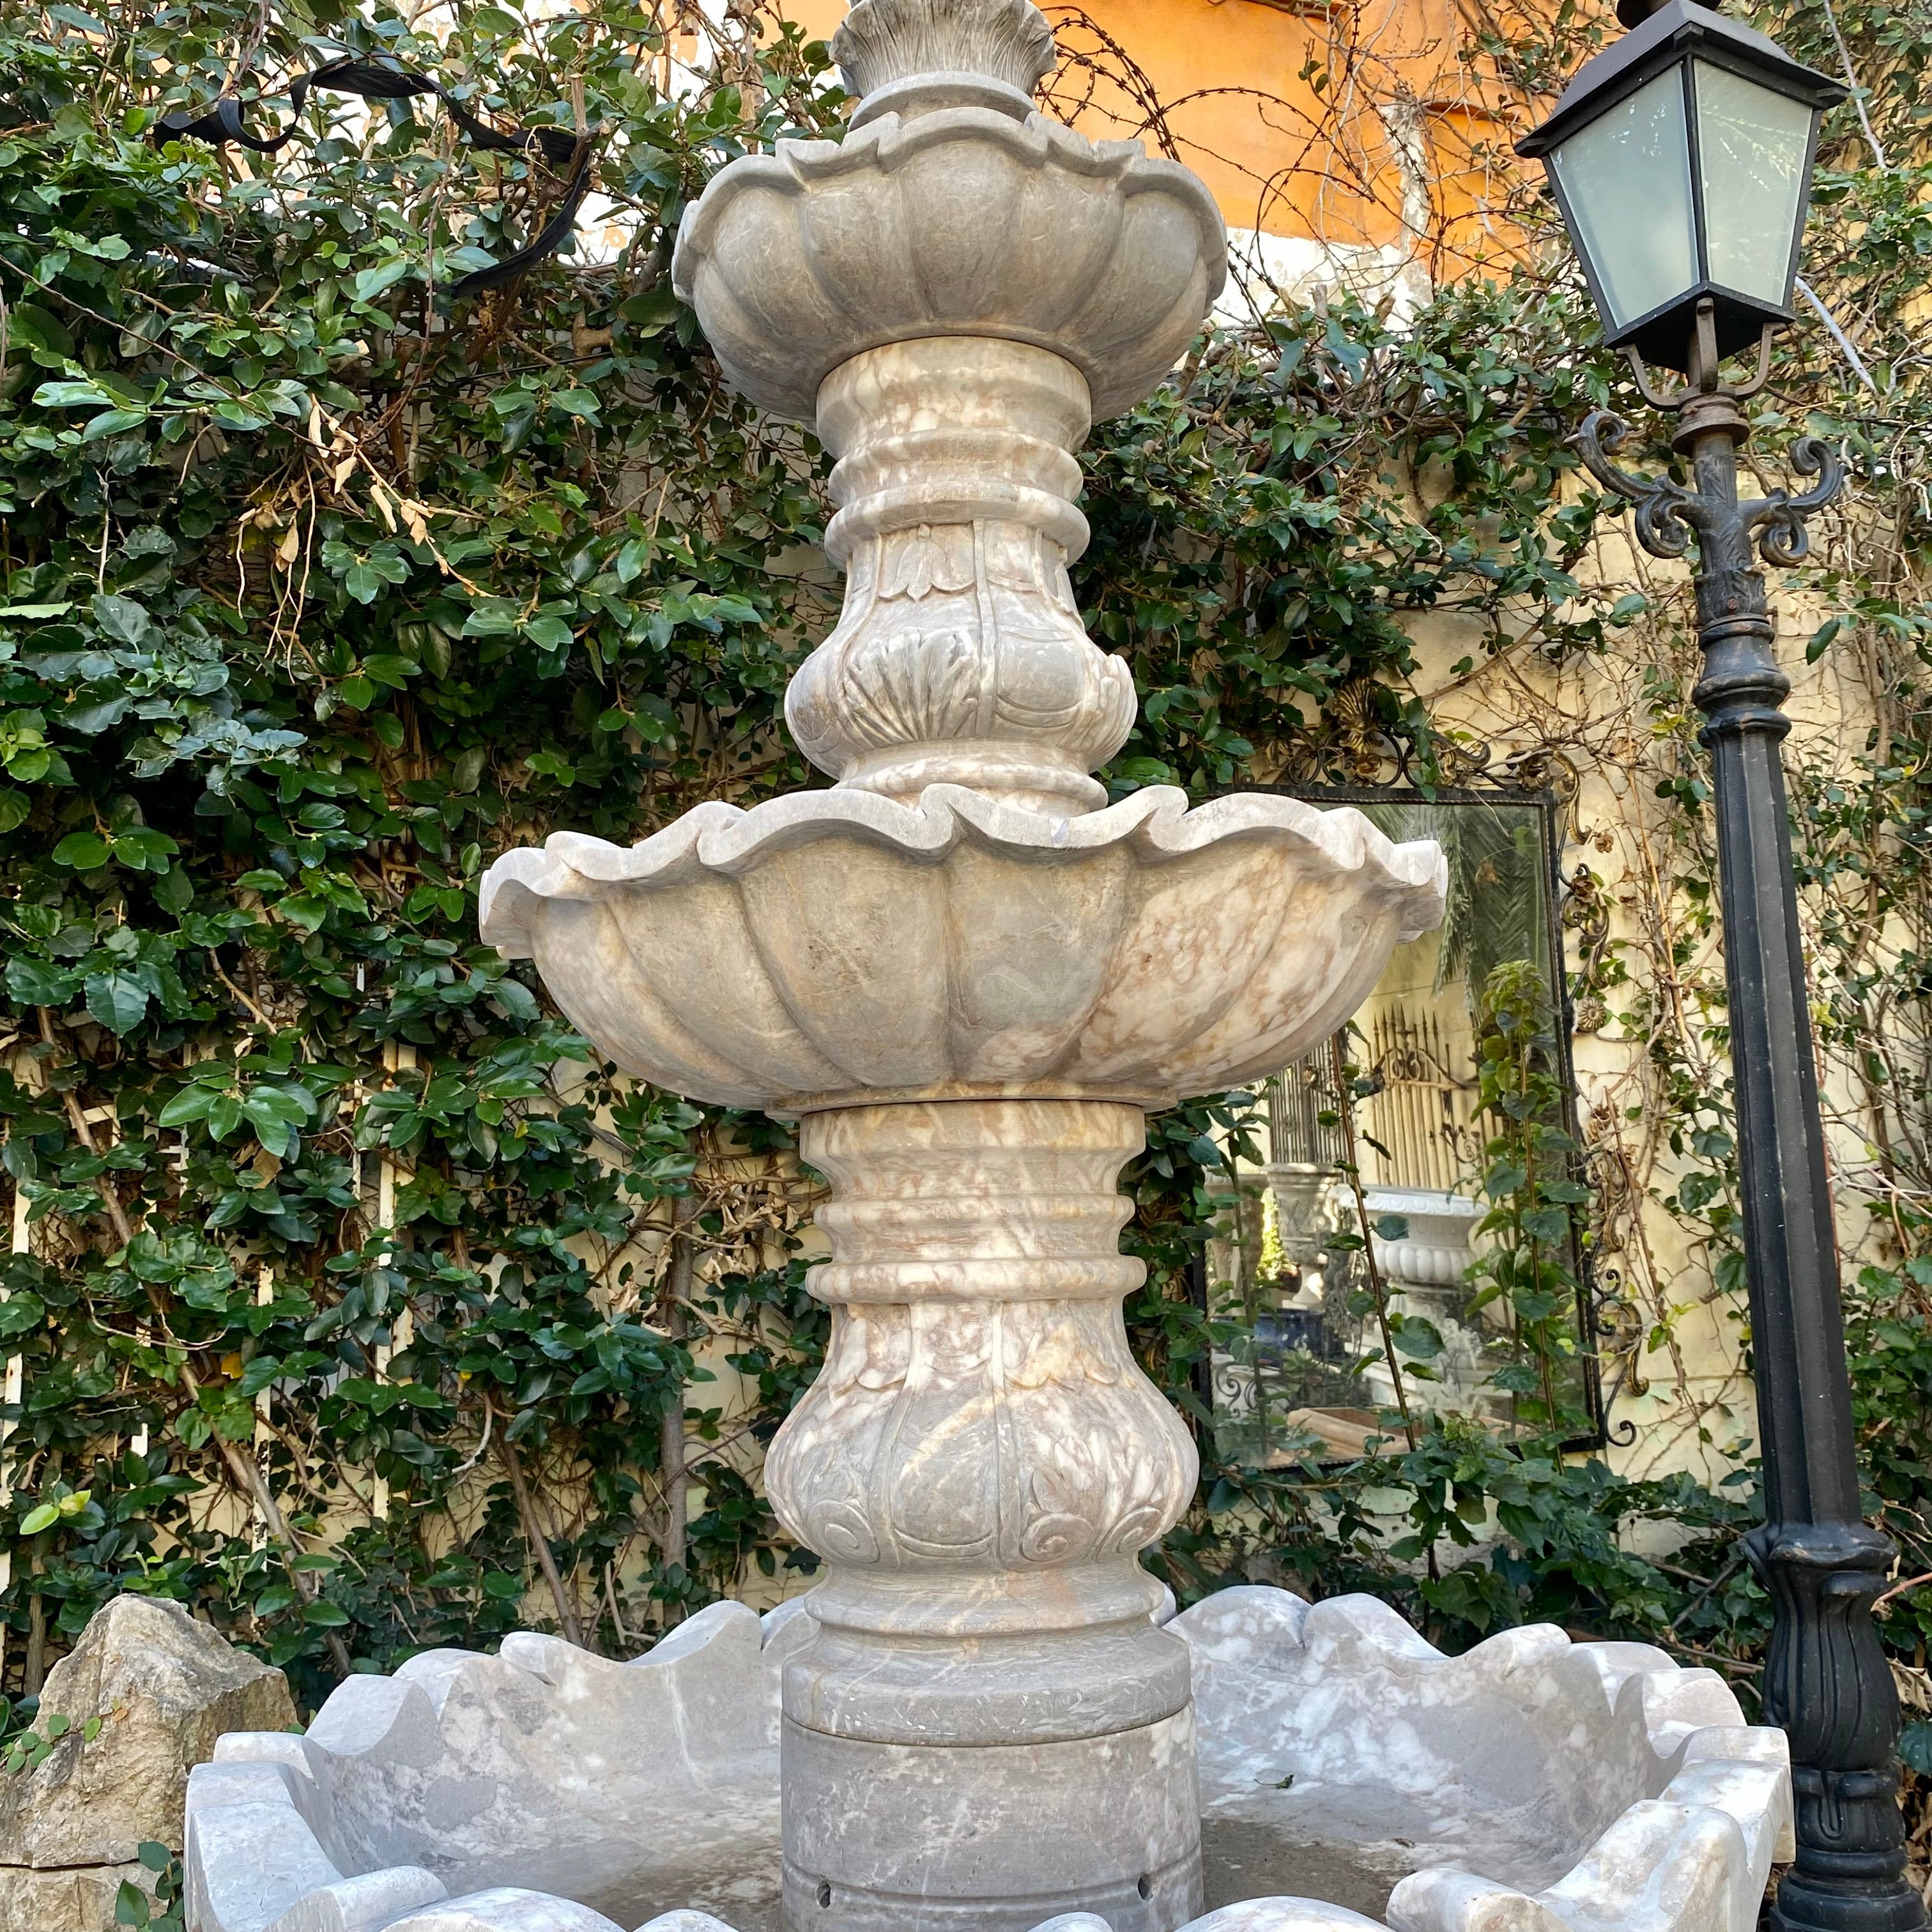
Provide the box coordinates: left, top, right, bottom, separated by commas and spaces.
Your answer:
0, 1864, 161, 1932
0, 1593, 296, 1927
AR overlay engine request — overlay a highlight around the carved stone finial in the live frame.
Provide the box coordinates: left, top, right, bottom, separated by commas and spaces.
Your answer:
834, 0, 1056, 123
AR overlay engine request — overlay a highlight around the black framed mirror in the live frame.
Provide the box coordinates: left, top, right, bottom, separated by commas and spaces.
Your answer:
1194, 783, 1606, 1464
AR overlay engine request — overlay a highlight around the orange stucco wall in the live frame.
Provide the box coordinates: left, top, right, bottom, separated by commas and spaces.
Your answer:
785, 0, 1521, 266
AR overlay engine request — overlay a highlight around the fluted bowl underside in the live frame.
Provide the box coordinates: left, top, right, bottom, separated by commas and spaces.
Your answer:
670, 107, 1227, 424
479, 785, 1445, 1114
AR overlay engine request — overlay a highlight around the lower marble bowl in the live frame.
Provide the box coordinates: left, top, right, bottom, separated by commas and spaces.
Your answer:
185, 1584, 1789, 1932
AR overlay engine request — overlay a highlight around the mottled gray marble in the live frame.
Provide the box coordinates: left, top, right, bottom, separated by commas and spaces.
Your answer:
1177, 1586, 1791, 1932
187, 1585, 1790, 1932
480, 785, 1444, 1115
479, 0, 1444, 1921
451, 4, 1779, 1932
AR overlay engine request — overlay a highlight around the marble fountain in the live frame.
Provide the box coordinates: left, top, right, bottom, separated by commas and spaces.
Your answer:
184, 3, 1795, 1930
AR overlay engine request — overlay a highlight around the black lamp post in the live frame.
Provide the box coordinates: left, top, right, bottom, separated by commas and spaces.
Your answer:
1521, 10, 1926, 1932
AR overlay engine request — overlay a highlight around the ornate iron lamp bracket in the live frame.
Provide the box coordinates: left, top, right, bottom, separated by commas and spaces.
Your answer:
1572, 411, 1844, 572
1572, 330, 1844, 750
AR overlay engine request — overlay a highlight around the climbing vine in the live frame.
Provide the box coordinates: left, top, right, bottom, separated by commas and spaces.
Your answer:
0, 6, 1926, 1881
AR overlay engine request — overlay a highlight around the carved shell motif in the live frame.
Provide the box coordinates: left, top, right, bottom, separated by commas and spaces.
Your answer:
670, 107, 1227, 425
478, 785, 1447, 1113
786, 519, 1135, 775
833, 0, 1058, 101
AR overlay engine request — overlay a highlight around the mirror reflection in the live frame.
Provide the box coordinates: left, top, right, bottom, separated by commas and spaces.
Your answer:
1201, 788, 1600, 1464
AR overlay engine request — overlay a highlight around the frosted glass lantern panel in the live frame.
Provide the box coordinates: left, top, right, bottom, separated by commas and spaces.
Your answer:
1549, 68, 1696, 333
1694, 61, 1816, 305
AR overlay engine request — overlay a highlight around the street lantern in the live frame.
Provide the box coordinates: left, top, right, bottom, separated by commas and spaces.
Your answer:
1519, 0, 1843, 372
1521, 9, 1927, 1932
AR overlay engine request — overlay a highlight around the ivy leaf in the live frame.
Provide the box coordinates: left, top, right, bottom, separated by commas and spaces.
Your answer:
83, 408, 148, 441
618, 287, 682, 334
6, 302, 73, 358
353, 257, 412, 303
0, 1294, 44, 1338
360, 654, 418, 689
1805, 615, 1844, 664
20, 1502, 60, 1535
66, 696, 131, 733
523, 615, 573, 650
492, 977, 538, 1021
1520, 1206, 1572, 1246
158, 1087, 217, 1128
33, 378, 111, 408
6, 955, 75, 1004
1390, 1314, 1445, 1361
91, 593, 155, 646
113, 827, 178, 872
53, 830, 112, 869
461, 600, 520, 636
212, 401, 270, 432
84, 970, 151, 1034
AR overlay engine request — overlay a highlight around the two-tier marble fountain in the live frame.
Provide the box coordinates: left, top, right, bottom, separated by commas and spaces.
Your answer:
183, 6, 1798, 1932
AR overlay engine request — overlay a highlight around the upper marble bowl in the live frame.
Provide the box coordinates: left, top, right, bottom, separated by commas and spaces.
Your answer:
479, 786, 1445, 1114
669, 103, 1228, 424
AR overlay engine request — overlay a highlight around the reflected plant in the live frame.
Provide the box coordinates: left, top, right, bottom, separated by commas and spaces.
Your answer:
1464, 959, 1594, 1435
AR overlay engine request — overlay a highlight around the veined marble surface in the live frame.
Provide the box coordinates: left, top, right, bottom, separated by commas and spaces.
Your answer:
477, 0, 1448, 1915
478, 783, 1445, 1116
186, 1584, 1790, 1932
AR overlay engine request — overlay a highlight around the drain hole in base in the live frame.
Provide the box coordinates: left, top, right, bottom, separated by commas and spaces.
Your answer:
817, 1883, 833, 1910
1137, 1876, 1152, 1901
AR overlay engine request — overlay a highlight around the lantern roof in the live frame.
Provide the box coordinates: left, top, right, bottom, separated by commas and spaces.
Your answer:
1518, 0, 1843, 162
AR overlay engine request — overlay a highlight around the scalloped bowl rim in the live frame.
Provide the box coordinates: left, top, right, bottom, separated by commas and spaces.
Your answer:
479, 783, 1447, 958
669, 105, 1230, 421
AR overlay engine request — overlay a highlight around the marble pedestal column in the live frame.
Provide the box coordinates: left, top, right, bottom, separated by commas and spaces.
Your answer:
767, 1098, 1204, 1932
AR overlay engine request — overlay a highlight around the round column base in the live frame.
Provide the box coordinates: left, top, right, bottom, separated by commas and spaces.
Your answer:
780, 1707, 1204, 1932
1772, 1873, 1929, 1932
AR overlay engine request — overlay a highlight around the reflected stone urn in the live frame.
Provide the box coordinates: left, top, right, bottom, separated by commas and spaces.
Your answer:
479, 4, 1446, 1931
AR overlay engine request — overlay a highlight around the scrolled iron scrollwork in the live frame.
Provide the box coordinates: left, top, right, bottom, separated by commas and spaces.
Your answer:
1749, 434, 1845, 569
1572, 411, 1697, 560
1574, 408, 1846, 575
